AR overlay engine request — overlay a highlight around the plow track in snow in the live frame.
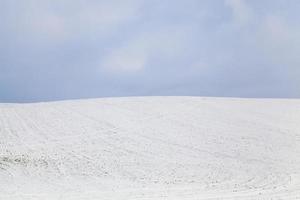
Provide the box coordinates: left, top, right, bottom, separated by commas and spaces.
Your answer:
0, 97, 300, 199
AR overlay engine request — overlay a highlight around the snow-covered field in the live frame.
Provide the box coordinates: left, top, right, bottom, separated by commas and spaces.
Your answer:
0, 97, 300, 200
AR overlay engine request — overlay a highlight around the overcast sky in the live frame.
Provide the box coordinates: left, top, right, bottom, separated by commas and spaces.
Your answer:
1, 0, 300, 102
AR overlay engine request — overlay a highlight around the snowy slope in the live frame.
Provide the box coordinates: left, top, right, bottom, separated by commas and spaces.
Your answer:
0, 96, 300, 200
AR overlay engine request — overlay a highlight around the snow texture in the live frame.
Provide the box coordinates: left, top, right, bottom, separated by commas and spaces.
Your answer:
0, 97, 300, 199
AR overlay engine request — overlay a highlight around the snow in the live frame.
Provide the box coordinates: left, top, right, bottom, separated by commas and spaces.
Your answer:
0, 96, 300, 199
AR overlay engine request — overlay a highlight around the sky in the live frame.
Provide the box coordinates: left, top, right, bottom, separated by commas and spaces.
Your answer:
1, 0, 300, 102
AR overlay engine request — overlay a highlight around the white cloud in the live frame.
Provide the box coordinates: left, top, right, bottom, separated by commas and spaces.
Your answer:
100, 27, 192, 73
225, 0, 252, 26
261, 16, 296, 47
225, 0, 300, 73
5, 0, 143, 43
258, 15, 300, 63
101, 46, 148, 72
256, 15, 300, 81
69, 0, 142, 37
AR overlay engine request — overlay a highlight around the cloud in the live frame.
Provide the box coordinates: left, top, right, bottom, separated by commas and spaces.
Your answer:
100, 26, 193, 73
258, 15, 300, 58
224, 0, 300, 68
256, 15, 300, 83
1, 0, 300, 102
0, 0, 143, 44
225, 0, 252, 26
101, 46, 148, 72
